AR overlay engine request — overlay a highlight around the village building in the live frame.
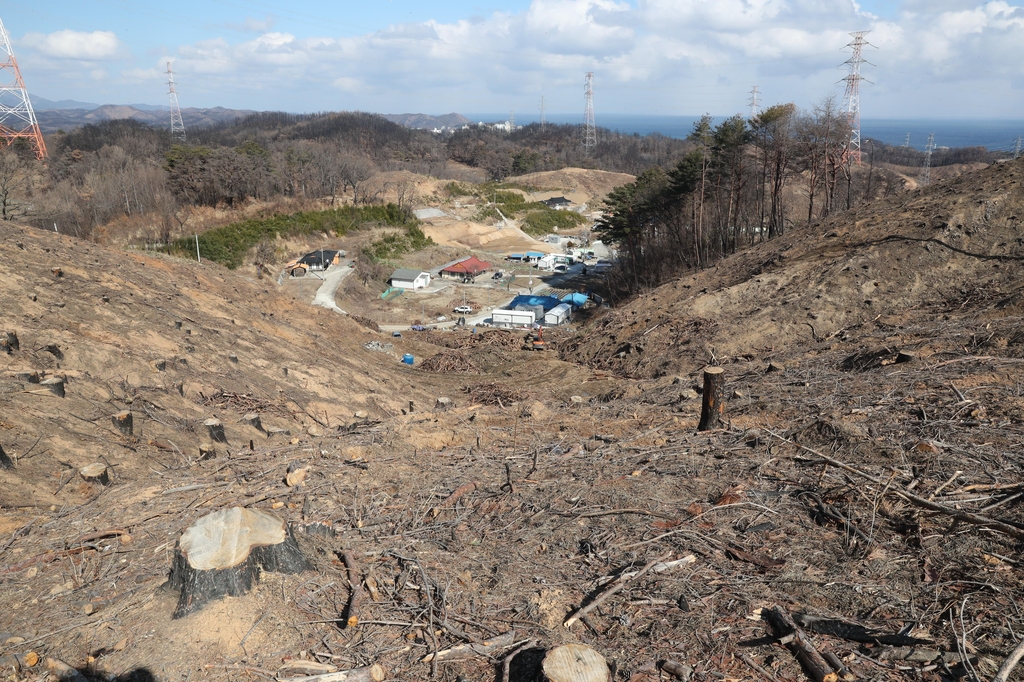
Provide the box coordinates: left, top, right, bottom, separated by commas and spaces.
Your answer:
439, 256, 492, 279
542, 196, 573, 210
388, 268, 431, 290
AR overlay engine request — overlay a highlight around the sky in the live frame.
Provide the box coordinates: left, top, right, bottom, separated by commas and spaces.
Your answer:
3, 0, 1024, 119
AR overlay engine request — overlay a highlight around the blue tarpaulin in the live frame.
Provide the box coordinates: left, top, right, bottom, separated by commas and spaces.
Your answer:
508, 295, 563, 311
561, 292, 588, 308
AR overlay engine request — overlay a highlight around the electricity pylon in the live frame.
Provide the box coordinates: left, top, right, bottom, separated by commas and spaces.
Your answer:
748, 85, 760, 119
0, 16, 46, 160
1014, 136, 1022, 160
841, 31, 872, 164
167, 62, 186, 142
919, 133, 935, 186
583, 72, 596, 154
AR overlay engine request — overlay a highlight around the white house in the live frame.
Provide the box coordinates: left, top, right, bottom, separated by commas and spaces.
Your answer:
389, 268, 431, 290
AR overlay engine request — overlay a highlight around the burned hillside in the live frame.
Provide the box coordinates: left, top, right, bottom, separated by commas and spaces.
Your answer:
1, 161, 1024, 682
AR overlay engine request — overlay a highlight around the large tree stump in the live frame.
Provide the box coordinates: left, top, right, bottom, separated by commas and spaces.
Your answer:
167, 507, 311, 618
204, 418, 227, 443
697, 366, 725, 431
79, 463, 110, 485
242, 413, 265, 433
541, 645, 610, 682
111, 410, 133, 436
0, 443, 12, 469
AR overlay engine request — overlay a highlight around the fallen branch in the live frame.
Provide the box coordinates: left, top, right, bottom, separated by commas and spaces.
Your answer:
564, 553, 692, 628
762, 606, 838, 682
768, 432, 1024, 540
277, 663, 385, 682
339, 551, 363, 628
421, 630, 517, 663
993, 637, 1024, 682
431, 481, 479, 517
576, 508, 679, 522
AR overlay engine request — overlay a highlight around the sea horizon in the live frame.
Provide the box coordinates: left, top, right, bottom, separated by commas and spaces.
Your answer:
462, 113, 1024, 153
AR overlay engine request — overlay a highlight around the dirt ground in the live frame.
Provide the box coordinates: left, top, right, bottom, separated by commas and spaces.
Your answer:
2, 159, 1024, 682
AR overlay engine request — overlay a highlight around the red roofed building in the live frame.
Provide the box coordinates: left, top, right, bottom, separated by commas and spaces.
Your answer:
440, 256, 493, 279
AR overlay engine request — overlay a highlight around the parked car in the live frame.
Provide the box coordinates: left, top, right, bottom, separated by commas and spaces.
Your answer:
453, 305, 473, 314
392, 331, 402, 338
492, 271, 504, 280
553, 264, 568, 273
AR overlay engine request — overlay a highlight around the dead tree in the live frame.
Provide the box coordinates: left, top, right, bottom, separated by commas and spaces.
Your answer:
697, 366, 725, 431
167, 507, 311, 618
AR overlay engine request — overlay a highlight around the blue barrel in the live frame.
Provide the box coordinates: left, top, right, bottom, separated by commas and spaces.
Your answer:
402, 354, 414, 365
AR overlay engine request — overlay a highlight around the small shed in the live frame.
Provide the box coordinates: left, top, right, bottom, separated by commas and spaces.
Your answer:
389, 269, 431, 290
525, 251, 545, 262
544, 303, 572, 326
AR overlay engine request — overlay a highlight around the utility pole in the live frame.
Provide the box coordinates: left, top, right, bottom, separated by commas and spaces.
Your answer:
919, 133, 935, 187
841, 31, 872, 164
0, 16, 46, 160
903, 133, 911, 147
748, 85, 760, 119
167, 61, 186, 143
583, 72, 596, 155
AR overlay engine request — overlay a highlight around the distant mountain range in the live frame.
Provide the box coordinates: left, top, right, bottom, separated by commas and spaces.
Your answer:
30, 96, 170, 112
31, 104, 256, 133
382, 112, 470, 130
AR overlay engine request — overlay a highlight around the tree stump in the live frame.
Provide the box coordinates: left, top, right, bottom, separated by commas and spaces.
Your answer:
242, 413, 265, 433
697, 367, 725, 431
40, 377, 65, 398
435, 397, 452, 410
167, 507, 311, 618
15, 370, 40, 383
895, 350, 916, 364
541, 645, 610, 682
198, 443, 217, 461
204, 418, 227, 443
0, 443, 13, 469
79, 463, 110, 485
1, 331, 18, 353
154, 359, 167, 371
111, 410, 133, 436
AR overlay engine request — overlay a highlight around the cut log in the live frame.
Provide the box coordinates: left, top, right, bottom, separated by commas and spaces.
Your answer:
204, 418, 227, 443
421, 630, 517, 663
40, 377, 65, 398
277, 663, 385, 682
111, 410, 133, 436
0, 443, 13, 469
167, 506, 311, 618
762, 606, 838, 682
541, 644, 610, 682
697, 366, 725, 431
242, 413, 265, 433
79, 463, 110, 485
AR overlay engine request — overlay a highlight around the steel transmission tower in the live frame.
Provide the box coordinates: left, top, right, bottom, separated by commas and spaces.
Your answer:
583, 72, 596, 154
841, 31, 872, 164
748, 86, 760, 119
166, 62, 186, 142
1014, 136, 1022, 159
919, 133, 935, 186
540, 96, 545, 130
0, 17, 46, 160
903, 133, 911, 147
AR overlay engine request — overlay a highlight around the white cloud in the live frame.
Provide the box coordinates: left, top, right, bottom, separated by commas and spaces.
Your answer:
22, 30, 120, 60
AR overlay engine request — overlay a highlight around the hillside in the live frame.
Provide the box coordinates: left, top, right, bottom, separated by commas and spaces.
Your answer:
2, 160, 1024, 682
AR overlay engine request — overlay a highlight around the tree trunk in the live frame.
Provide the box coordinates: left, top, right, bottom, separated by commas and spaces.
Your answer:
697, 366, 725, 431
167, 507, 311, 618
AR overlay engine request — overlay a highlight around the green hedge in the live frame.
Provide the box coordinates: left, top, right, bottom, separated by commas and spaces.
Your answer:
171, 204, 414, 269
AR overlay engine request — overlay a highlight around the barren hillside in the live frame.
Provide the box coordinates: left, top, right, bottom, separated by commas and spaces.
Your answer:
1, 160, 1024, 682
